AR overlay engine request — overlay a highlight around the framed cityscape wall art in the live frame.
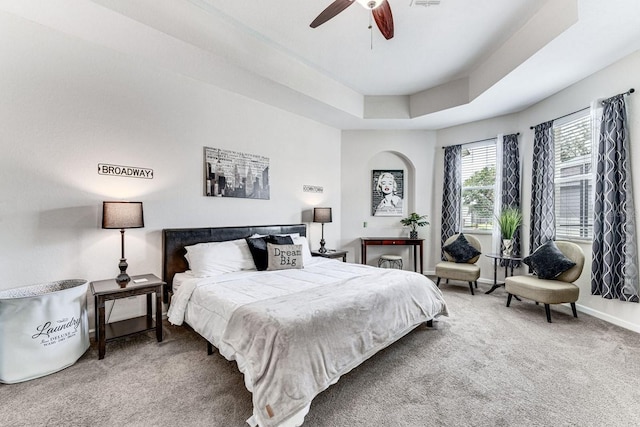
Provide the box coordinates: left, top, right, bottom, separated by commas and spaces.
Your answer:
204, 147, 270, 199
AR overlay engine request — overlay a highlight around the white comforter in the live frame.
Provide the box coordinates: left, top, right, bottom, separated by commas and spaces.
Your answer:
168, 258, 448, 427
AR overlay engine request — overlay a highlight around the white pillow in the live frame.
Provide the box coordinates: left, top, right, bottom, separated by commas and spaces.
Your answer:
252, 232, 300, 239
291, 235, 313, 265
281, 233, 301, 238
185, 238, 255, 277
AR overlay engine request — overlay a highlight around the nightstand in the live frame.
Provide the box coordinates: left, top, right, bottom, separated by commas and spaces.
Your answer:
90, 273, 164, 360
311, 250, 348, 262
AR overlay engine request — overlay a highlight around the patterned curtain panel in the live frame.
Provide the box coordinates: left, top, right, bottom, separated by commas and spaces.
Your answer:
501, 133, 521, 266
441, 145, 461, 259
530, 121, 556, 254
591, 94, 639, 302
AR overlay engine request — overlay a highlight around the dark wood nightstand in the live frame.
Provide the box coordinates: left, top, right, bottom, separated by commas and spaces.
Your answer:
311, 250, 348, 262
90, 273, 164, 360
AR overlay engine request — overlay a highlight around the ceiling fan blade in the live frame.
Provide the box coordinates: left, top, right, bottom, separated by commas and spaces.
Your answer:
310, 0, 355, 28
372, 0, 394, 39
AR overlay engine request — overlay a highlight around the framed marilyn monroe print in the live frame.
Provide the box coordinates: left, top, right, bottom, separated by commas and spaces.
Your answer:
372, 170, 404, 217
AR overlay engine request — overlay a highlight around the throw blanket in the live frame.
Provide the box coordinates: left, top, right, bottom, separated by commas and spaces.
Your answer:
220, 268, 448, 427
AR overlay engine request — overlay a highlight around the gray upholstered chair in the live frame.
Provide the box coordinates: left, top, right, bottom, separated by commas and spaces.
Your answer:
435, 234, 481, 295
505, 241, 584, 323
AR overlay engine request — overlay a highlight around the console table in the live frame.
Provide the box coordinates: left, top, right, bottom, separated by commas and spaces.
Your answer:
360, 237, 424, 274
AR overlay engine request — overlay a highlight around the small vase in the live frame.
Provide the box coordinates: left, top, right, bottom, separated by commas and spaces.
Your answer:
502, 239, 513, 257
410, 230, 418, 239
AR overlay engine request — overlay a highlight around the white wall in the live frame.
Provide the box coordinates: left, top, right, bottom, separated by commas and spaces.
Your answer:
340, 130, 437, 270
0, 12, 341, 321
433, 49, 640, 332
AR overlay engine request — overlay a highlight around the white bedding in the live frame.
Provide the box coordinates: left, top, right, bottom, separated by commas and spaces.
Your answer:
168, 258, 448, 427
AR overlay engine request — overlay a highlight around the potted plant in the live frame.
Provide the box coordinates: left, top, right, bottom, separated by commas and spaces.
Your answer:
400, 213, 429, 239
496, 207, 522, 256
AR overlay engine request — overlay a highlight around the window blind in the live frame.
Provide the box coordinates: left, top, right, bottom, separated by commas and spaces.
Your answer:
553, 111, 593, 239
461, 141, 496, 232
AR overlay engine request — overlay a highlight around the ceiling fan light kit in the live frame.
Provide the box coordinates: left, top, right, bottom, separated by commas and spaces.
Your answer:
356, 0, 384, 9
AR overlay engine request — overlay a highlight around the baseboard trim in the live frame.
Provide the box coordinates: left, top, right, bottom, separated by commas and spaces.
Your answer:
575, 304, 640, 334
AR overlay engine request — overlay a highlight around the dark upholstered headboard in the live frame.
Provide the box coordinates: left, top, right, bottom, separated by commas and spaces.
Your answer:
162, 224, 307, 302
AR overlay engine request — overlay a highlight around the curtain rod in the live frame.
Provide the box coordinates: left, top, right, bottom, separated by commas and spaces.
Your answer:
529, 107, 589, 130
440, 133, 519, 149
529, 88, 635, 130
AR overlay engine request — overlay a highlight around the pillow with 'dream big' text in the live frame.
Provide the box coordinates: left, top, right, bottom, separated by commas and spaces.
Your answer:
266, 243, 304, 271
246, 235, 294, 271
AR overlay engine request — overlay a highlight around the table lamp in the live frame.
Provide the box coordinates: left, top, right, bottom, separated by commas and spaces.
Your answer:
102, 201, 144, 287
313, 207, 332, 254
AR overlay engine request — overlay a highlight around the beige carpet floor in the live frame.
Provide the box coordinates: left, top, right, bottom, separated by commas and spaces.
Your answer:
1, 283, 639, 427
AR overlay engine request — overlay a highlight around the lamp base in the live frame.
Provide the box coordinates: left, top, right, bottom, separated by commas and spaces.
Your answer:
318, 238, 327, 253
116, 258, 130, 288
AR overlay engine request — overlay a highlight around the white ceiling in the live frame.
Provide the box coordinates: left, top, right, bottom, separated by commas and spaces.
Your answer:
198, 0, 544, 96
3, 0, 640, 130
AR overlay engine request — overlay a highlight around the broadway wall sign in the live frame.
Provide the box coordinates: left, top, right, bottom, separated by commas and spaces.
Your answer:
98, 163, 153, 179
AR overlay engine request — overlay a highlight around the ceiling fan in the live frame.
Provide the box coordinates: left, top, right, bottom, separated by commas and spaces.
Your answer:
310, 0, 394, 40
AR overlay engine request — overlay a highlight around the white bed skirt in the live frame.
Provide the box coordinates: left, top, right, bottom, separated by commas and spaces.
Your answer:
0, 279, 90, 384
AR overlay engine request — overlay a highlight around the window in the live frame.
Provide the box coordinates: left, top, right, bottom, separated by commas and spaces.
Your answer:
553, 110, 593, 240
461, 141, 496, 232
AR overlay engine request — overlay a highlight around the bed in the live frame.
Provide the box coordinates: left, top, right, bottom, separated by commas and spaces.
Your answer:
163, 224, 448, 427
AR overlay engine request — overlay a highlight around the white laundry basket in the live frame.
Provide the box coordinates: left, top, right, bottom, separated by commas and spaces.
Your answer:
0, 279, 90, 384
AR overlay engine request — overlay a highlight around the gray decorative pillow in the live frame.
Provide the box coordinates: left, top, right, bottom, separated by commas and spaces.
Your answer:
523, 240, 576, 280
266, 243, 304, 271
246, 235, 294, 271
443, 233, 481, 263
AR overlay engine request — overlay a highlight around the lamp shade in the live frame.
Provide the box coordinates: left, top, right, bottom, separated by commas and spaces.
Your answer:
313, 207, 332, 224
102, 201, 144, 229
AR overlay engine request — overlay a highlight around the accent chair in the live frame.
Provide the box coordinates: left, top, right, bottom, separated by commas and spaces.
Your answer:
505, 241, 584, 323
435, 233, 482, 295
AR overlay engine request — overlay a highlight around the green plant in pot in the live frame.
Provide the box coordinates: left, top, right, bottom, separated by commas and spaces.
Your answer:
496, 207, 522, 256
400, 213, 429, 239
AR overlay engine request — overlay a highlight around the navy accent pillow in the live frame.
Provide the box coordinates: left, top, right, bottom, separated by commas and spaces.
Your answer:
443, 233, 481, 263
246, 235, 294, 271
523, 240, 576, 280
